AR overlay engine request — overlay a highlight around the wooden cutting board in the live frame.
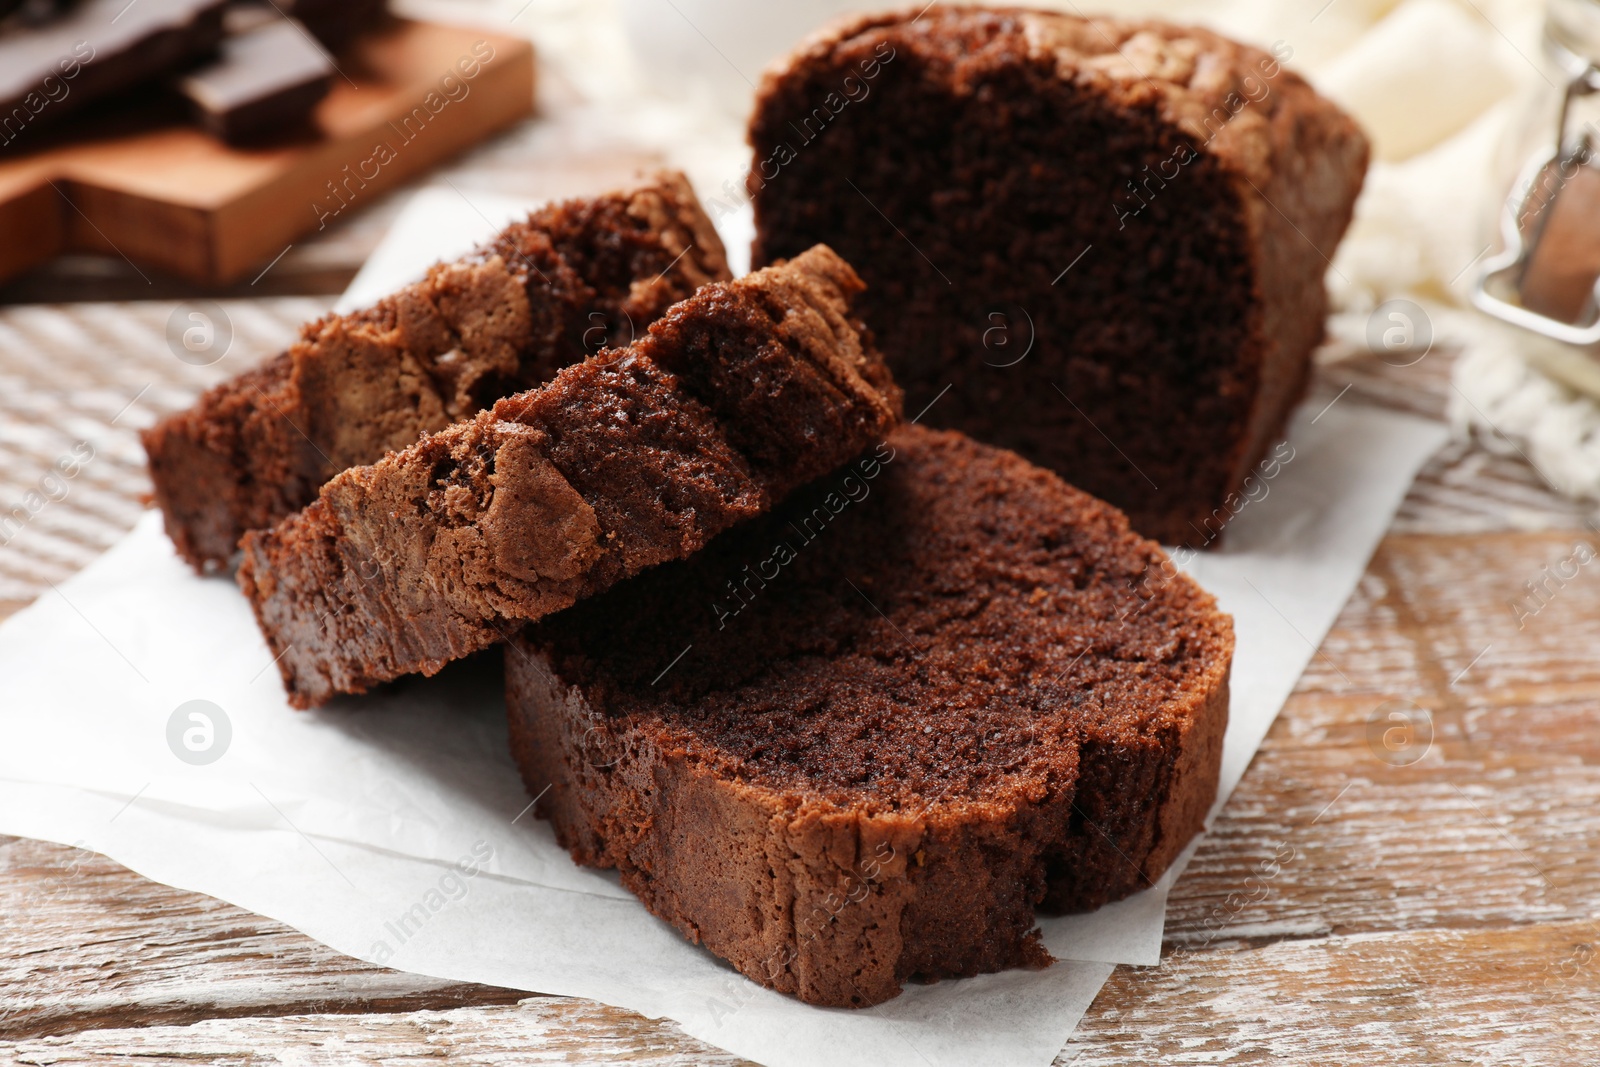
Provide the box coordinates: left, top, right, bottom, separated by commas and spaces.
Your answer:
0, 19, 535, 287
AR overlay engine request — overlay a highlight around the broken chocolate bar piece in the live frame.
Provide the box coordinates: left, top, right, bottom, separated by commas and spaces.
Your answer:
0, 1, 77, 28
221, 0, 389, 54
287, 0, 388, 52
177, 18, 333, 143
0, 0, 228, 149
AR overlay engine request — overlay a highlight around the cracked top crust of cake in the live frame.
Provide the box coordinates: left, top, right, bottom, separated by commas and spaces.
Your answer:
766, 7, 1306, 189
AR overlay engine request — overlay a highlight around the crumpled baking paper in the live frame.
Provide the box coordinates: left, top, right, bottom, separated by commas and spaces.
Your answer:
0, 188, 1445, 1067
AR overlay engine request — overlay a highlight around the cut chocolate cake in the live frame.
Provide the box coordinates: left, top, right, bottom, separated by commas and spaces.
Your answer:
507, 424, 1233, 1007
239, 246, 901, 708
145, 171, 729, 571
748, 7, 1367, 545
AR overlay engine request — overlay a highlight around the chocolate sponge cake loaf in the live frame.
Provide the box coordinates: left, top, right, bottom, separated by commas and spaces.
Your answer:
508, 425, 1233, 1007
749, 7, 1367, 545
240, 246, 901, 708
145, 171, 729, 571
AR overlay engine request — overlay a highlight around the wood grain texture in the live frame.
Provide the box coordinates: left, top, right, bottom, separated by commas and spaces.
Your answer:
1065, 920, 1600, 1065
1159, 528, 1600, 948
0, 834, 523, 1042
0, 57, 664, 306
12, 914, 1595, 1067
0, 296, 326, 619
7, 998, 754, 1066
4, 332, 1597, 1061
0, 21, 536, 286
1, 130, 1596, 1061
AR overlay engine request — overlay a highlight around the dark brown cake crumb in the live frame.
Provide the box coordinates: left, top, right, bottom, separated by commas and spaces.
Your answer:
239, 245, 902, 708
144, 171, 730, 571
507, 424, 1233, 1008
748, 7, 1368, 545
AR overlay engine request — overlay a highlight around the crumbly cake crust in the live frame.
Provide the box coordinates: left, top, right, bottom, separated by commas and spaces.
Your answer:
508, 425, 1233, 1007
238, 246, 902, 708
749, 6, 1367, 545
144, 171, 730, 570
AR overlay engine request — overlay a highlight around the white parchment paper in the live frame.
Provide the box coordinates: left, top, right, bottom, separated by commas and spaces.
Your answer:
0, 188, 1445, 1067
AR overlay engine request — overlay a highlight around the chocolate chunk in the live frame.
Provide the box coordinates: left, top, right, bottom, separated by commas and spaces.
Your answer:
176, 18, 333, 143
0, 1, 76, 27
220, 0, 388, 53
0, 0, 227, 150
285, 0, 387, 51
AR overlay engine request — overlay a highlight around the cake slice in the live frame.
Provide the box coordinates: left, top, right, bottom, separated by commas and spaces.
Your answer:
144, 171, 729, 571
507, 425, 1233, 1008
239, 246, 902, 708
749, 7, 1367, 545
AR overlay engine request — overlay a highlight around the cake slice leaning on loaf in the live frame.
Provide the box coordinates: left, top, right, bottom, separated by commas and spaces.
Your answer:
508, 425, 1233, 1008
145, 171, 729, 571
239, 246, 902, 708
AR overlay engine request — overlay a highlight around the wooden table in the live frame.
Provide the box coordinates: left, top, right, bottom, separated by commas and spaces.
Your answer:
2, 89, 1597, 1067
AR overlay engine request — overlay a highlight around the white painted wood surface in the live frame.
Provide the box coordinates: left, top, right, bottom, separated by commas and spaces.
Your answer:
0, 94, 1595, 1065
